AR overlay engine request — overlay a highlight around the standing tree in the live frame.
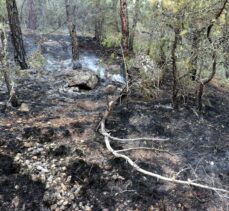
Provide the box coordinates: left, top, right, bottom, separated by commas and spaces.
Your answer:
26, 0, 37, 30
6, 0, 28, 69
37, 0, 47, 30
129, 0, 140, 52
197, 0, 228, 112
65, 0, 81, 69
224, 5, 229, 77
112, 0, 120, 33
0, 27, 19, 107
120, 0, 129, 57
171, 27, 180, 109
94, 0, 104, 42
189, 30, 201, 81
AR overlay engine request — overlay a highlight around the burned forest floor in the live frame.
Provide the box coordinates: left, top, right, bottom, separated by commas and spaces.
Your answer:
0, 31, 229, 211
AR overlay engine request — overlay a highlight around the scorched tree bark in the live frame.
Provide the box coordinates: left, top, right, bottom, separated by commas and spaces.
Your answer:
129, 0, 140, 52
65, 0, 81, 69
120, 0, 129, 57
0, 28, 19, 107
6, 0, 28, 69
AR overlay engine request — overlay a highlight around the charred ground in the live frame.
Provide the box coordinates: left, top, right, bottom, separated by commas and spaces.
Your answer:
0, 33, 228, 211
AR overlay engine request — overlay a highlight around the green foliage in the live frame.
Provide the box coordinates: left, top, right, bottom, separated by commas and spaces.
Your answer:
107, 52, 116, 65
138, 69, 161, 100
148, 39, 169, 66
28, 50, 46, 68
1, 0, 228, 97
134, 39, 148, 53
128, 55, 162, 100
0, 0, 6, 22
0, 71, 3, 81
101, 33, 122, 48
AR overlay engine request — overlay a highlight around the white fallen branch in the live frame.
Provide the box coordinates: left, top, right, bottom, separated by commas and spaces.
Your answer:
100, 99, 229, 195
116, 147, 173, 155
104, 131, 168, 142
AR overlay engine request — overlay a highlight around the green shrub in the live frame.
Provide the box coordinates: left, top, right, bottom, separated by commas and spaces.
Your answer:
128, 54, 162, 100
138, 69, 161, 100
28, 50, 46, 68
0, 71, 3, 81
101, 33, 122, 48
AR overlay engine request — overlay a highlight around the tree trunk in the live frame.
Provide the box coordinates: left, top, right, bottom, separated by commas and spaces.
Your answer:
6, 0, 28, 69
197, 0, 227, 112
224, 6, 229, 78
37, 0, 47, 30
129, 0, 140, 52
197, 53, 217, 112
94, 20, 103, 42
112, 0, 120, 33
65, 0, 81, 69
147, 31, 153, 55
197, 83, 204, 113
190, 31, 199, 81
20, 0, 26, 25
171, 28, 179, 109
94, 0, 104, 42
120, 0, 129, 57
0, 28, 19, 107
26, 0, 37, 30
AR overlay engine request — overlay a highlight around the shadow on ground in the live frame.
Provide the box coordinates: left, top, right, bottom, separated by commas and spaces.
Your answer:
0, 154, 45, 211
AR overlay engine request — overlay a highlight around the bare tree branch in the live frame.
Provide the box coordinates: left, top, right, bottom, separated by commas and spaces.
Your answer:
100, 97, 229, 195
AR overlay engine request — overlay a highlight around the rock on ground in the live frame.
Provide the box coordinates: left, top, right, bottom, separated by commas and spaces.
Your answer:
66, 69, 99, 90
107, 64, 121, 75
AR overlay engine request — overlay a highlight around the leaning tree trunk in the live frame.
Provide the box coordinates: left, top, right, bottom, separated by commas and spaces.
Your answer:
65, 0, 81, 69
120, 0, 129, 57
197, 54, 217, 112
0, 28, 19, 107
129, 0, 140, 52
6, 0, 28, 69
197, 0, 228, 112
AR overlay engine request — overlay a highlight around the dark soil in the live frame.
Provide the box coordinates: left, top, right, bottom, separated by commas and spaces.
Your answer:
0, 31, 228, 210
0, 154, 45, 211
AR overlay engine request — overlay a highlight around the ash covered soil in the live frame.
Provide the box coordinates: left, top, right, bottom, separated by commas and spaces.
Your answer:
0, 32, 229, 211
